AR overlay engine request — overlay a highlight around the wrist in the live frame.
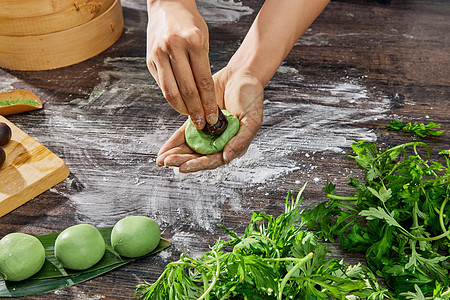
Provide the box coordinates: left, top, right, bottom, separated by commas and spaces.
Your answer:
226, 46, 276, 88
147, 0, 197, 11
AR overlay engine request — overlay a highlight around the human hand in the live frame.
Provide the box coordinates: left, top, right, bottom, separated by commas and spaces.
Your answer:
146, 0, 218, 129
156, 68, 264, 172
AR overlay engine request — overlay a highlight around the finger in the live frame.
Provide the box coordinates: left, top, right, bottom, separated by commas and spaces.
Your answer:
189, 50, 217, 125
152, 50, 188, 115
146, 59, 159, 85
164, 153, 201, 167
170, 49, 205, 129
157, 122, 188, 156
179, 152, 225, 173
156, 122, 193, 166
157, 144, 194, 167
223, 114, 262, 164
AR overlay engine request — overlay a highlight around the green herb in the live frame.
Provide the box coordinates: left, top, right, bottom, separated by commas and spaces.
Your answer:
0, 227, 171, 297
304, 141, 450, 299
0, 98, 41, 107
136, 184, 389, 299
383, 120, 444, 137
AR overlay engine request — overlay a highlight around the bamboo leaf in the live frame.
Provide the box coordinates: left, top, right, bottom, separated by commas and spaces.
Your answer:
0, 227, 170, 297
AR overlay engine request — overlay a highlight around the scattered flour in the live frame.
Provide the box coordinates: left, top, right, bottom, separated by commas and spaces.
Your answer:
0, 72, 18, 92
2, 54, 389, 252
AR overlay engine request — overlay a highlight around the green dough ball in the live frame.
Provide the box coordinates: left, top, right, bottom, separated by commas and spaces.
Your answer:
55, 224, 105, 270
185, 110, 239, 155
0, 233, 46, 281
111, 216, 161, 258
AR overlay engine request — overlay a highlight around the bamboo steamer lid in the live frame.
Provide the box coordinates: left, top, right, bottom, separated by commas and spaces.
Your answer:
0, 0, 115, 36
0, 0, 91, 19
0, 0, 124, 71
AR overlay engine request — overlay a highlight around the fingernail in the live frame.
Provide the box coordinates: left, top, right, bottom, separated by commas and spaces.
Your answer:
206, 113, 218, 125
223, 151, 234, 164
192, 116, 204, 129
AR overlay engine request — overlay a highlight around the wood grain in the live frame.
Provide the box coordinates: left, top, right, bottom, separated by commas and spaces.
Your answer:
0, 116, 69, 217
0, 0, 116, 36
0, 0, 92, 18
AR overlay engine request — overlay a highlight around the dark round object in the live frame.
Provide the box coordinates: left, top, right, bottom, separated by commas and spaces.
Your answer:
202, 108, 229, 136
0, 122, 12, 146
0, 147, 5, 168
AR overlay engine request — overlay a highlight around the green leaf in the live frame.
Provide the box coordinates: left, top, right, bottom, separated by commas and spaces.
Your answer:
367, 186, 392, 203
0, 227, 170, 298
322, 181, 336, 195
384, 120, 405, 131
400, 284, 426, 300
359, 207, 401, 229
383, 120, 444, 137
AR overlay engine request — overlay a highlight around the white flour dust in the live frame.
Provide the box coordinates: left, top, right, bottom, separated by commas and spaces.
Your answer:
0, 72, 18, 92
0, 52, 389, 253
178, 78, 388, 186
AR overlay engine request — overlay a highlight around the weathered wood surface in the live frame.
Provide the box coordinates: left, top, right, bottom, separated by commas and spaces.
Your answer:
0, 0, 448, 298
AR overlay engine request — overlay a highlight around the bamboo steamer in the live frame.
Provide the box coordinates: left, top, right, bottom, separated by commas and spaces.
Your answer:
0, 0, 124, 71
0, 0, 115, 36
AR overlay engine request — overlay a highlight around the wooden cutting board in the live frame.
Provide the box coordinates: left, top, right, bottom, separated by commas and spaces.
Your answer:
0, 116, 69, 217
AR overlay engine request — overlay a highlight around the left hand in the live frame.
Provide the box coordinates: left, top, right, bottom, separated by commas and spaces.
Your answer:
156, 68, 264, 173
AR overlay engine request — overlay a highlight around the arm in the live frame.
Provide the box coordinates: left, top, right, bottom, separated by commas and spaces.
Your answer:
227, 0, 330, 88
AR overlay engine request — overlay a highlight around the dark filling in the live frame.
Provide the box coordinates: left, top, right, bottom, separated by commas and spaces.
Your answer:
202, 108, 229, 136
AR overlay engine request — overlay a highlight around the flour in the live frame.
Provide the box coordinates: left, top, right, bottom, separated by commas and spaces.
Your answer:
0, 73, 18, 92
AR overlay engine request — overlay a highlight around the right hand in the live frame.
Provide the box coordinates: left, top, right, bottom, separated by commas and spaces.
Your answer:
146, 0, 218, 129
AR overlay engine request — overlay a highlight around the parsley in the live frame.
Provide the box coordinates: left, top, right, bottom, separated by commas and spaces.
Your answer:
304, 141, 450, 298
383, 120, 444, 137
135, 184, 388, 299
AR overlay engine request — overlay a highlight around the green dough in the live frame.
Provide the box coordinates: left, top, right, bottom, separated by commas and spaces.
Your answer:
0, 233, 46, 281
185, 110, 239, 155
111, 216, 161, 258
54, 224, 105, 270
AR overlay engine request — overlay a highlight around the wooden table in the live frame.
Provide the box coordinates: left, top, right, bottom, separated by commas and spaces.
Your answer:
0, 0, 448, 298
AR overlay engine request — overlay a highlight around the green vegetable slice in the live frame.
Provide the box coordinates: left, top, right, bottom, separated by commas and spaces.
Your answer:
0, 227, 170, 297
0, 99, 41, 107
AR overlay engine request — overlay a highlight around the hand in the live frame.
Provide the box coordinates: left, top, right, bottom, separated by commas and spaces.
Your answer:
156, 68, 264, 172
146, 0, 218, 129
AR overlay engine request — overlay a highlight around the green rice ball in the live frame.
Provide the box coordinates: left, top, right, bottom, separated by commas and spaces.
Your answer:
111, 216, 161, 258
55, 224, 105, 270
185, 109, 239, 154
0, 233, 46, 281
